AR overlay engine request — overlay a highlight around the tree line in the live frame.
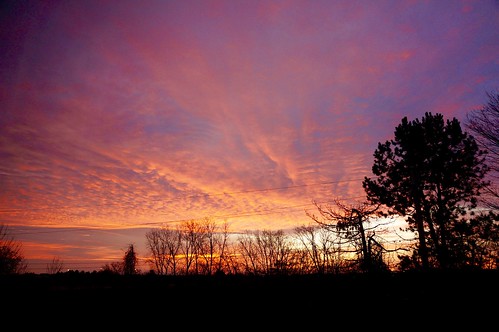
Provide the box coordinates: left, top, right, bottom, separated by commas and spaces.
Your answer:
1, 91, 498, 275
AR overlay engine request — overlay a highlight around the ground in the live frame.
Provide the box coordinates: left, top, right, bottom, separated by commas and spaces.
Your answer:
2, 270, 496, 328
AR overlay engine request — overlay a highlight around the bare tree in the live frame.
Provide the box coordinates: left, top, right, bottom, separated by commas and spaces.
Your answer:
181, 220, 206, 275
221, 235, 244, 275
466, 90, 499, 211
237, 229, 294, 275
145, 228, 168, 275
161, 226, 183, 275
196, 217, 231, 275
101, 261, 123, 274
197, 217, 217, 275
237, 231, 261, 275
307, 198, 392, 272
0, 224, 27, 274
145, 227, 183, 275
46, 256, 64, 274
146, 219, 235, 276
293, 224, 341, 274
213, 220, 232, 275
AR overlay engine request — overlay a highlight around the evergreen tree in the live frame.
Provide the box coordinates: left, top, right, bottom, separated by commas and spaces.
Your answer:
123, 243, 138, 275
363, 112, 491, 270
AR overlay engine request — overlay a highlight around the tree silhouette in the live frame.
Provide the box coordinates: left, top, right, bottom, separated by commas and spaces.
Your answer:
465, 90, 499, 211
293, 224, 341, 274
181, 220, 204, 275
363, 112, 490, 270
0, 224, 27, 274
191, 217, 232, 275
101, 261, 123, 274
145, 226, 183, 275
307, 199, 392, 272
46, 256, 64, 274
123, 243, 138, 275
237, 229, 295, 275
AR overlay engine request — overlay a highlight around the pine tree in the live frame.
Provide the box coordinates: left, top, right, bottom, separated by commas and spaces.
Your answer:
363, 112, 490, 269
123, 243, 138, 275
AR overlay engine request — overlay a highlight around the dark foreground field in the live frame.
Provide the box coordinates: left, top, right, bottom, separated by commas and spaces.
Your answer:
2, 270, 497, 328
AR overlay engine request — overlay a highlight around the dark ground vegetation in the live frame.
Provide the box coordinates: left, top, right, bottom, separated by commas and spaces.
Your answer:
2, 269, 497, 327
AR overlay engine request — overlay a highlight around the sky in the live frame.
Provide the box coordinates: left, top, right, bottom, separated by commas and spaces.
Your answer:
1, 0, 498, 273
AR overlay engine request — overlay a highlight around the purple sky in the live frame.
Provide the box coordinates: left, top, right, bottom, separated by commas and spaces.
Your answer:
1, 0, 498, 272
